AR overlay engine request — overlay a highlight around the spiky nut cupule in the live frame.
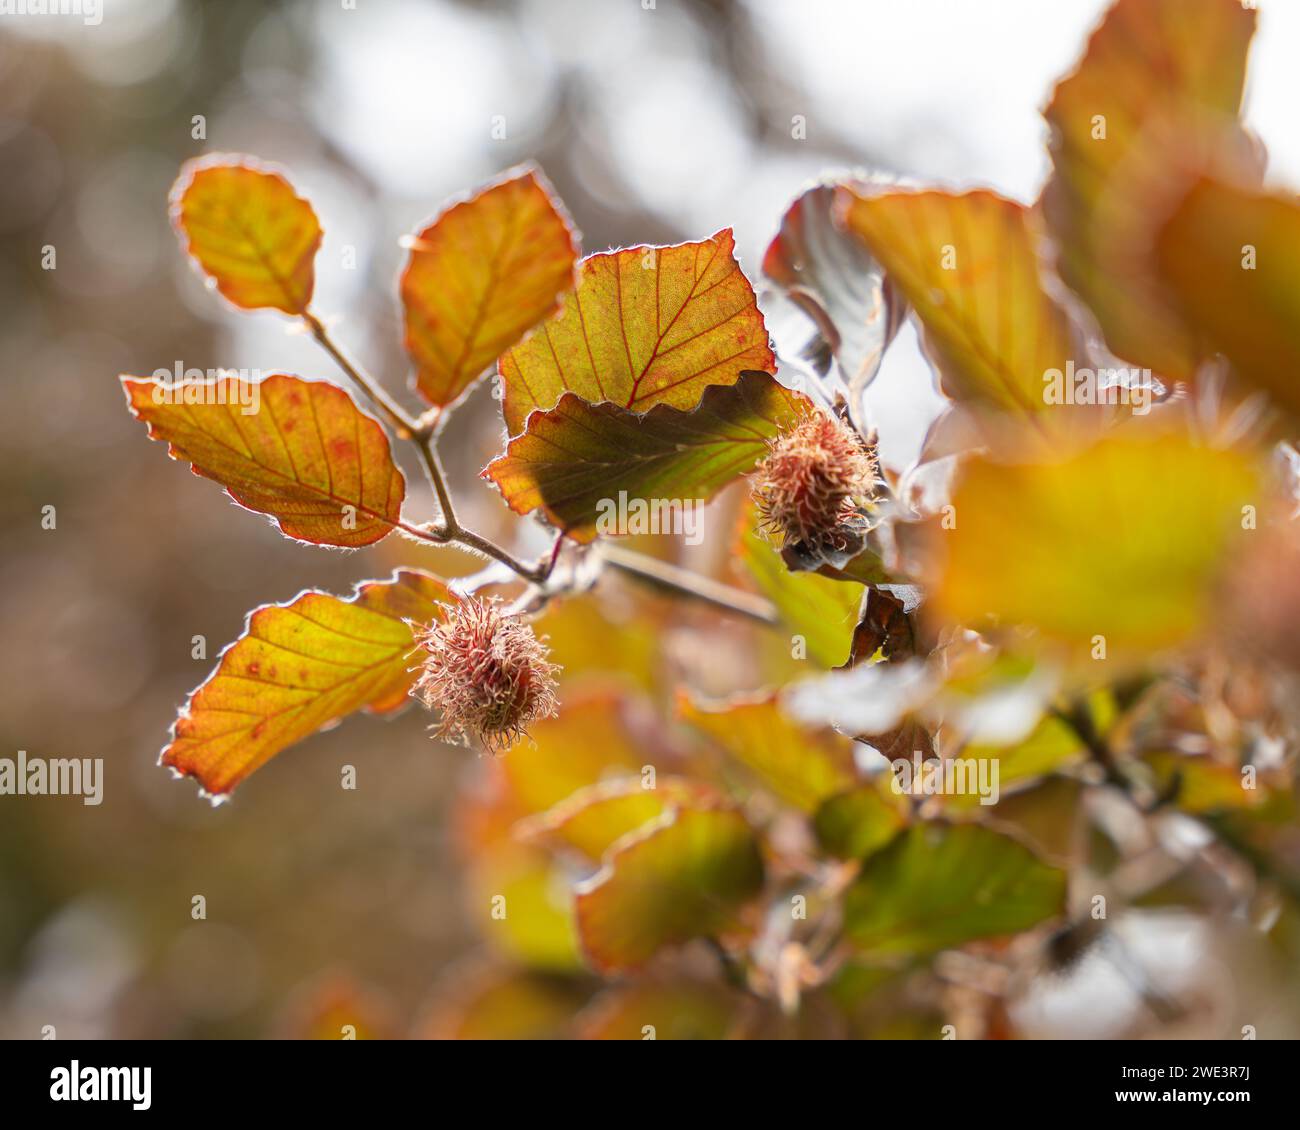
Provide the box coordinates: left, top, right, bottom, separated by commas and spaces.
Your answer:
751, 411, 876, 551
412, 598, 559, 755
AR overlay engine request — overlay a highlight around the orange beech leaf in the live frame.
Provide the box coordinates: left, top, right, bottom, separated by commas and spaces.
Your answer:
1041, 0, 1258, 379
171, 156, 323, 315
497, 228, 775, 435
162, 569, 451, 799
122, 373, 405, 548
677, 690, 860, 813
838, 187, 1088, 443
517, 776, 720, 862
402, 165, 579, 408
574, 805, 765, 973
927, 427, 1259, 662
1156, 178, 1300, 417
484, 369, 811, 543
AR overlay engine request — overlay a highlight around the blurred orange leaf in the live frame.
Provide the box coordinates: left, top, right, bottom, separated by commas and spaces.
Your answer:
575, 806, 764, 972
928, 428, 1258, 660
162, 569, 449, 798
838, 187, 1082, 441
402, 166, 579, 408
576, 980, 750, 1040
498, 690, 651, 816
1041, 0, 1258, 379
122, 373, 405, 548
678, 690, 858, 812
519, 776, 719, 862
1157, 178, 1300, 415
484, 370, 810, 542
498, 228, 775, 434
171, 156, 322, 315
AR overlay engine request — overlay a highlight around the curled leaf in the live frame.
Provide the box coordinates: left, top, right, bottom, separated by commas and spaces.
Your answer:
484, 370, 812, 542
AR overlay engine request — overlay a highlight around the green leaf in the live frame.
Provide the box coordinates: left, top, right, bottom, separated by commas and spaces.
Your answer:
484, 370, 812, 543
734, 503, 863, 669
575, 806, 764, 972
842, 824, 1067, 959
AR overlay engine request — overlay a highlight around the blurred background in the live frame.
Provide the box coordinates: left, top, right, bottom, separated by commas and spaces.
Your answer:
3, 0, 1300, 1038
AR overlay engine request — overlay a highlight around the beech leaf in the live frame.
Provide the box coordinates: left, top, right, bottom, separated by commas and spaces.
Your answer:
498, 228, 775, 435
927, 427, 1259, 660
838, 187, 1083, 441
484, 370, 812, 543
171, 156, 322, 315
161, 569, 451, 798
842, 824, 1067, 959
1156, 178, 1300, 417
402, 165, 579, 408
122, 373, 406, 548
574, 806, 764, 973
1041, 0, 1258, 379
678, 690, 859, 812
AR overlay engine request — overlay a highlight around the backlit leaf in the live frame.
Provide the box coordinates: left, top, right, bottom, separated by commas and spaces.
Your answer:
484, 370, 812, 543
733, 503, 863, 669
843, 824, 1067, 959
171, 156, 322, 315
678, 690, 858, 812
1041, 0, 1258, 379
927, 428, 1258, 660
1156, 178, 1300, 416
838, 187, 1083, 442
576, 981, 750, 1040
498, 228, 775, 434
420, 967, 589, 1041
813, 783, 910, 861
499, 690, 651, 816
575, 806, 765, 972
402, 166, 579, 408
762, 178, 904, 431
519, 776, 719, 862
122, 373, 406, 548
161, 569, 450, 798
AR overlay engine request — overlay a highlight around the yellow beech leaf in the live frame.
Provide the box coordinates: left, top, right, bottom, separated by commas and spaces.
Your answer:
162, 569, 450, 798
574, 805, 765, 973
1157, 178, 1300, 417
518, 776, 720, 862
678, 690, 858, 812
1041, 0, 1258, 379
402, 166, 579, 408
171, 156, 322, 314
838, 187, 1083, 441
498, 228, 775, 434
928, 428, 1258, 659
499, 690, 650, 816
122, 373, 406, 548
576, 981, 750, 1040
484, 370, 811, 543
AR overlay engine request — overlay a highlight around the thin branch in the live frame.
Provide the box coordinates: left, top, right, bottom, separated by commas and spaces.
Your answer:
600, 543, 778, 625
302, 311, 417, 435
414, 433, 458, 533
